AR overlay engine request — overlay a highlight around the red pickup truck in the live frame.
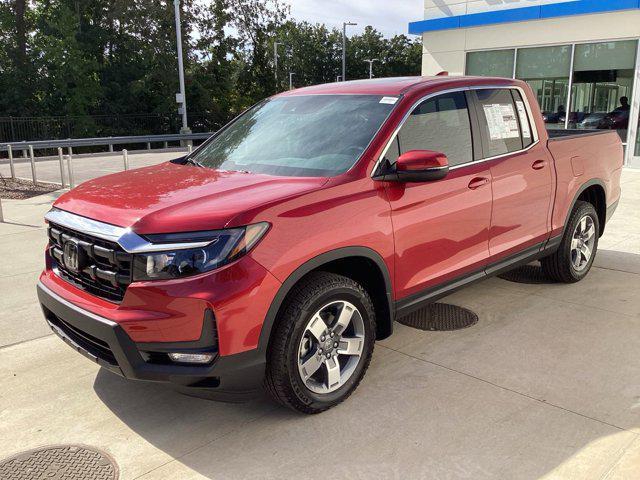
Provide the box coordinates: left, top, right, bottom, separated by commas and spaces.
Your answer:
38, 76, 623, 414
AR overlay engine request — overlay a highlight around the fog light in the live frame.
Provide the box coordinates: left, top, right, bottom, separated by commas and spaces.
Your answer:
168, 352, 215, 364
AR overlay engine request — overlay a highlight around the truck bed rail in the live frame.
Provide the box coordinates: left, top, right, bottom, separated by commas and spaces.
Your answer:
547, 129, 613, 141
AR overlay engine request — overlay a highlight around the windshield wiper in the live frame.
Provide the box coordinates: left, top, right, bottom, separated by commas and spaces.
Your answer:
185, 157, 204, 168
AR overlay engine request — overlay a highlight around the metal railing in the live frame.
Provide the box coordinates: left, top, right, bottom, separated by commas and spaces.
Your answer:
1, 132, 213, 189
0, 132, 212, 155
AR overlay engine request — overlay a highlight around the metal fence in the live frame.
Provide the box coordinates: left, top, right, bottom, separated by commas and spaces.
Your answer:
0, 132, 212, 154
0, 113, 221, 144
0, 132, 211, 189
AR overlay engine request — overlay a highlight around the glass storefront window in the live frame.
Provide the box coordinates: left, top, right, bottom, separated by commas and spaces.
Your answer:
570, 40, 638, 141
516, 45, 572, 131
466, 49, 515, 78
467, 39, 640, 163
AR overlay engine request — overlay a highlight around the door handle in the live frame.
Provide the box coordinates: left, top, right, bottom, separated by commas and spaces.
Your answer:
468, 177, 490, 190
532, 160, 547, 170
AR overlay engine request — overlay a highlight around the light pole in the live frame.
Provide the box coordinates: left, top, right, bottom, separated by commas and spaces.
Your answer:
274, 41, 286, 86
173, 0, 190, 134
342, 21, 357, 82
364, 59, 379, 79
289, 72, 295, 90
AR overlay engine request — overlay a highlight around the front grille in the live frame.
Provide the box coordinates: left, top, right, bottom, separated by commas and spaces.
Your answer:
47, 311, 118, 366
48, 222, 132, 303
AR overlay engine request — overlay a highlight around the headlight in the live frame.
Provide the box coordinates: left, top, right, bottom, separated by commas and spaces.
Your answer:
132, 222, 269, 281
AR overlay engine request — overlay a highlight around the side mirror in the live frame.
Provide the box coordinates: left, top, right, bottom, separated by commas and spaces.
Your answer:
394, 150, 449, 182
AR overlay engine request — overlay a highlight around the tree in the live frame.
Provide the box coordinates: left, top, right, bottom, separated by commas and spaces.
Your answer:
33, 1, 102, 120
273, 21, 342, 89
0, 0, 38, 116
0, 0, 423, 142
229, 0, 288, 104
191, 0, 238, 128
273, 23, 422, 90
14, 0, 28, 68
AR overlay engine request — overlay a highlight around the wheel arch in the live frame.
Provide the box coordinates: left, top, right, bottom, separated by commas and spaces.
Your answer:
258, 247, 394, 356
563, 179, 607, 237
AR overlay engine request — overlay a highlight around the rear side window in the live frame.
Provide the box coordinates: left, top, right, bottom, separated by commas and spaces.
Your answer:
385, 91, 473, 167
512, 90, 534, 148
475, 89, 524, 157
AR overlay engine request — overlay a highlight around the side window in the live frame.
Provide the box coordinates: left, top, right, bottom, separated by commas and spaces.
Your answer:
385, 136, 400, 165
512, 90, 534, 148
385, 91, 474, 167
475, 89, 524, 157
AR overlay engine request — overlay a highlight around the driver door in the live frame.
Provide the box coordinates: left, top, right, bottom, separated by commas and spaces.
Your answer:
383, 91, 493, 306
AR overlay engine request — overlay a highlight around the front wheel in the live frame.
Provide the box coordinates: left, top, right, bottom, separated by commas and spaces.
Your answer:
541, 201, 599, 283
265, 272, 376, 414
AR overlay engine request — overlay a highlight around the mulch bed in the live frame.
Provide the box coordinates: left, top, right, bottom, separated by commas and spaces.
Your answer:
0, 177, 60, 200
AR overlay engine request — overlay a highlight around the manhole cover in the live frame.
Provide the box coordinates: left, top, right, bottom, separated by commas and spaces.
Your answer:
497, 264, 556, 284
397, 303, 478, 331
0, 444, 118, 480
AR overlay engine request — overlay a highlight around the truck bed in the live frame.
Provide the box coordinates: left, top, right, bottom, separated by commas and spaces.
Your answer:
546, 128, 623, 238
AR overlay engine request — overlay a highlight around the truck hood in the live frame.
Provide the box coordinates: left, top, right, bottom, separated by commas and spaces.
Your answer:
53, 162, 328, 233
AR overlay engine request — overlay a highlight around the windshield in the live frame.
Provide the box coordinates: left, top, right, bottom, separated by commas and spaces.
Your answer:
190, 94, 397, 177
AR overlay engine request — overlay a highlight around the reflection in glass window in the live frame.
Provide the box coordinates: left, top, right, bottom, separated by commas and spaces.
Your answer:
387, 92, 473, 167
570, 40, 638, 142
191, 95, 395, 177
516, 45, 571, 131
475, 89, 524, 157
512, 90, 534, 148
466, 49, 515, 78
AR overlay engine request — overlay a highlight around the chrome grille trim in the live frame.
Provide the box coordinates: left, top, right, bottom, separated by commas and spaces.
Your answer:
48, 222, 133, 302
45, 208, 213, 253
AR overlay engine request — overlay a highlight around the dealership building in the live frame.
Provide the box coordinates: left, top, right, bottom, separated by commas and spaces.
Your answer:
409, 0, 640, 167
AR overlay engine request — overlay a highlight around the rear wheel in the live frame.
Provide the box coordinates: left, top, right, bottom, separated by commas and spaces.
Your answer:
542, 201, 599, 283
265, 272, 375, 414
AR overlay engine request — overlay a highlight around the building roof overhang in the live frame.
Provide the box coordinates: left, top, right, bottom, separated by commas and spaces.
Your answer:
408, 0, 640, 35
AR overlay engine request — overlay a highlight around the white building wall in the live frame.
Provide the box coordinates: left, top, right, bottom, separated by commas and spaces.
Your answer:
421, 10, 640, 76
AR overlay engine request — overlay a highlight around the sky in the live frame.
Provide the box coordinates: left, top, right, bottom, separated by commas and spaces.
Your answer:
287, 0, 424, 37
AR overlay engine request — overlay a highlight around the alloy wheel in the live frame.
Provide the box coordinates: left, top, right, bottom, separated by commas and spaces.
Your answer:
571, 214, 596, 272
297, 300, 365, 394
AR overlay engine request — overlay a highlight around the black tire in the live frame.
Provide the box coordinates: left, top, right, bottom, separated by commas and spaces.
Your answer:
265, 272, 376, 414
541, 201, 600, 283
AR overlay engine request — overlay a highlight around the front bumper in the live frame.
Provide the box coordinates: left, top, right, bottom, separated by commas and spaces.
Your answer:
38, 282, 265, 400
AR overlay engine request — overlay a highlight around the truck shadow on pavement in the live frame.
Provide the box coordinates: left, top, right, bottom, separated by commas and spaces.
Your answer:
93, 366, 288, 433
92, 368, 300, 476
91, 249, 640, 479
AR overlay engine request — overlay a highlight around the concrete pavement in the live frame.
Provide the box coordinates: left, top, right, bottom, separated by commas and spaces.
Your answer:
0, 169, 639, 479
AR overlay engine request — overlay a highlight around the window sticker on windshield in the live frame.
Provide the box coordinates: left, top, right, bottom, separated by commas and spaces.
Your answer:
483, 103, 520, 140
379, 96, 399, 105
515, 101, 531, 138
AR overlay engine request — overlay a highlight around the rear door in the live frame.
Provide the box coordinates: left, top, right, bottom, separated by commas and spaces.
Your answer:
471, 88, 554, 263
383, 90, 493, 303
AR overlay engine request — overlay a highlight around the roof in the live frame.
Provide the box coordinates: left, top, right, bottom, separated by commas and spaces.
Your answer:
278, 76, 456, 97
278, 76, 520, 97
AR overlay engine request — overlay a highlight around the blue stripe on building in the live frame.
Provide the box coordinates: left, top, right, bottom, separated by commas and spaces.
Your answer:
409, 0, 640, 34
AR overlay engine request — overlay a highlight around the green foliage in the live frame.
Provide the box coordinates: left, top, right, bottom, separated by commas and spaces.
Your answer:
0, 0, 422, 139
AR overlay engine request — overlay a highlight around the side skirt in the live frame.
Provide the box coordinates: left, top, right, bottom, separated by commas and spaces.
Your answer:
395, 237, 561, 318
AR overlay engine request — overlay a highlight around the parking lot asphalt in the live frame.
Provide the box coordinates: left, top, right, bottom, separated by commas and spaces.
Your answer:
0, 168, 639, 479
